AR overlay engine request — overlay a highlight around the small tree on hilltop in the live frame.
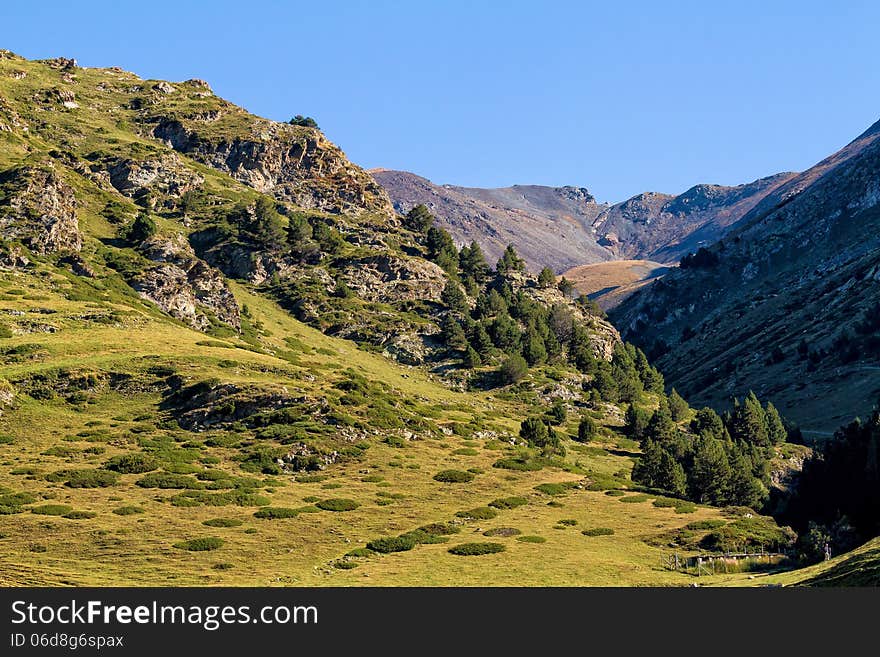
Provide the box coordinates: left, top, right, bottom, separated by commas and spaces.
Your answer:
557, 277, 575, 299
289, 115, 319, 129
538, 267, 556, 288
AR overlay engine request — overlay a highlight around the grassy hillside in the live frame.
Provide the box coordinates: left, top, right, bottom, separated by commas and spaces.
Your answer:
0, 52, 814, 587
563, 260, 670, 310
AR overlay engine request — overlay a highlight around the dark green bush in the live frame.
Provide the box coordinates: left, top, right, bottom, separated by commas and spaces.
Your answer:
582, 527, 615, 536
448, 542, 505, 556
31, 504, 73, 516
417, 522, 461, 536
433, 469, 474, 483
112, 506, 145, 515
316, 498, 359, 512
203, 518, 243, 528
105, 453, 158, 474
174, 537, 224, 551
534, 482, 576, 496
136, 472, 203, 489
619, 494, 650, 503
489, 496, 528, 509
454, 506, 497, 520
516, 535, 547, 543
366, 536, 416, 553
63, 510, 97, 520
253, 507, 300, 519
64, 469, 118, 488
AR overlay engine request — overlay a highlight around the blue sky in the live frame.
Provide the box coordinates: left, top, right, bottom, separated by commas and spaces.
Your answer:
2, 1, 878, 202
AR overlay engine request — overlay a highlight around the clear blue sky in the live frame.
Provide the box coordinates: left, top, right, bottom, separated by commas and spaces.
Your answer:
2, 1, 879, 202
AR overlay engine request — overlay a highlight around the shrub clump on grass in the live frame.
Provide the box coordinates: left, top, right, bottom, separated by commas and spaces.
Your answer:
604, 490, 626, 497
366, 535, 416, 553
136, 472, 203, 489
652, 497, 678, 508
448, 542, 506, 556
316, 498, 360, 512
63, 510, 97, 520
493, 457, 543, 471
105, 453, 158, 474
31, 504, 73, 516
534, 482, 576, 496
433, 469, 475, 483
332, 560, 358, 570
675, 502, 697, 514
53, 469, 119, 488
202, 518, 243, 528
454, 506, 497, 521
516, 535, 547, 543
345, 547, 374, 558
253, 507, 300, 519
399, 529, 449, 545
174, 537, 224, 551
557, 519, 578, 526
489, 496, 528, 509
619, 494, 650, 503
582, 527, 615, 536
113, 506, 145, 516
417, 522, 461, 536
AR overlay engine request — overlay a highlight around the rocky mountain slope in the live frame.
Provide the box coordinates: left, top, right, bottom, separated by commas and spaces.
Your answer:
612, 118, 880, 434
373, 169, 795, 272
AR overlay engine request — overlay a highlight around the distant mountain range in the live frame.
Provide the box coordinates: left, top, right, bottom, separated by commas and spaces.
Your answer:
372, 168, 796, 273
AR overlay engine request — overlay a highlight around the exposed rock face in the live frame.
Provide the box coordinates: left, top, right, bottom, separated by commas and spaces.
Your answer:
134, 236, 240, 331
168, 382, 296, 430
152, 117, 393, 215
0, 166, 82, 254
339, 255, 447, 303
0, 94, 28, 132
106, 153, 204, 200
612, 117, 880, 432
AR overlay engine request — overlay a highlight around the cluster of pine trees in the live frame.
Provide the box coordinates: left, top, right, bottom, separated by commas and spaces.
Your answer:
629, 391, 788, 509
407, 205, 664, 390
781, 406, 880, 561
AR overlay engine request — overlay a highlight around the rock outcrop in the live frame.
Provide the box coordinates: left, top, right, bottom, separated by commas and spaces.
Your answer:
106, 153, 204, 200
0, 165, 82, 254
133, 235, 240, 331
152, 116, 393, 216
339, 255, 447, 303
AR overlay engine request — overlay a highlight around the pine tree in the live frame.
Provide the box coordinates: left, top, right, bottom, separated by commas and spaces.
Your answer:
667, 388, 689, 422
469, 323, 494, 356
764, 402, 787, 445
426, 226, 458, 272
440, 315, 468, 351
557, 277, 575, 299
523, 328, 547, 365
624, 405, 651, 442
576, 416, 597, 443
499, 354, 528, 385
689, 436, 731, 504
459, 240, 490, 283
463, 345, 481, 369
249, 197, 286, 250
658, 450, 688, 497
690, 407, 729, 441
286, 212, 313, 247
726, 447, 765, 508
538, 267, 556, 288
729, 391, 769, 446
441, 279, 469, 314
632, 439, 665, 489
404, 204, 434, 232
122, 212, 156, 244
646, 398, 678, 443
496, 244, 525, 275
